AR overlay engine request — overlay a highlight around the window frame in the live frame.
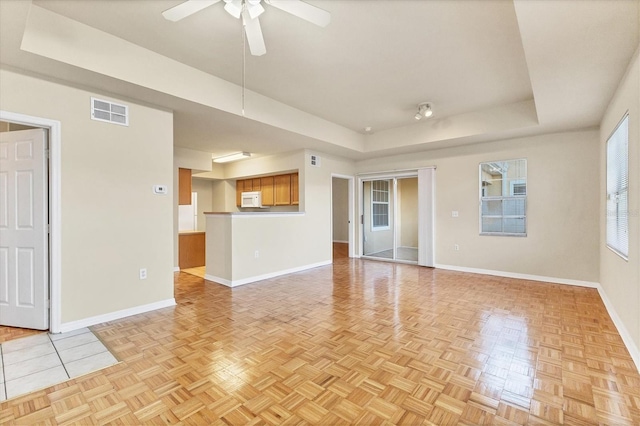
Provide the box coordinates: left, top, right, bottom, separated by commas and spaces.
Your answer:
606, 113, 630, 260
370, 179, 390, 231
479, 159, 527, 237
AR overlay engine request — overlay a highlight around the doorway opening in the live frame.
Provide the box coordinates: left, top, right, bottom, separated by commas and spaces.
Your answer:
362, 176, 418, 263
331, 174, 355, 261
358, 168, 435, 267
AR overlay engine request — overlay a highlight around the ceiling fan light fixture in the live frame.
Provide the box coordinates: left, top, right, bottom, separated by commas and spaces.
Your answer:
247, 2, 265, 19
223, 0, 242, 18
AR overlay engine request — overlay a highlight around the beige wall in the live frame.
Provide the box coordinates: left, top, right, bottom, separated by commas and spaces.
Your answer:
600, 45, 640, 360
332, 177, 349, 242
357, 130, 600, 283
0, 69, 175, 324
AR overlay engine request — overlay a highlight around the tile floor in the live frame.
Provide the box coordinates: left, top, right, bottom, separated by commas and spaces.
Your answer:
0, 328, 118, 401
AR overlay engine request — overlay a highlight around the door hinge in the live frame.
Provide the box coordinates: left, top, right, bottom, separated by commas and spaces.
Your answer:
361, 215, 364, 224
45, 149, 50, 159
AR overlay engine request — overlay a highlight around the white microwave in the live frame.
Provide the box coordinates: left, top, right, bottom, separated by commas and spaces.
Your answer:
241, 191, 263, 208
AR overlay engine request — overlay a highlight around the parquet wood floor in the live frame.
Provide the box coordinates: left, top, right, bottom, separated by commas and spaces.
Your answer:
2, 259, 639, 425
0, 326, 45, 344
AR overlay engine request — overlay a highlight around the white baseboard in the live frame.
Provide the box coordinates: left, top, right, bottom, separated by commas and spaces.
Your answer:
434, 264, 599, 288
435, 263, 639, 373
333, 240, 348, 244
173, 266, 180, 272
205, 260, 332, 288
596, 285, 640, 373
57, 298, 176, 334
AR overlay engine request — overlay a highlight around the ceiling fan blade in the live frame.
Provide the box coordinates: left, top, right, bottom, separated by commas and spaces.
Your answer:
242, 12, 266, 56
265, 0, 330, 27
162, 0, 221, 22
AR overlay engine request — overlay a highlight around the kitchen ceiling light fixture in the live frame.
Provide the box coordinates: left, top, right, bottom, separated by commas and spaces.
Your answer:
213, 151, 252, 163
414, 102, 433, 120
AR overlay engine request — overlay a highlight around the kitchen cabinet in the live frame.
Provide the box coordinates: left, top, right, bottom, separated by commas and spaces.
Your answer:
252, 178, 261, 191
291, 173, 299, 205
274, 174, 291, 205
235, 172, 299, 207
179, 168, 192, 205
261, 176, 274, 206
179, 232, 205, 269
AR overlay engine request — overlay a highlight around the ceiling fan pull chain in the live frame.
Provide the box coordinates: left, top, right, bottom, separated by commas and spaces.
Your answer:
242, 15, 246, 117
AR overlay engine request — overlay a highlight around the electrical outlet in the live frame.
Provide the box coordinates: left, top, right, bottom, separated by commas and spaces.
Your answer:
254, 250, 259, 259
139, 268, 147, 280
452, 211, 459, 218
454, 244, 459, 251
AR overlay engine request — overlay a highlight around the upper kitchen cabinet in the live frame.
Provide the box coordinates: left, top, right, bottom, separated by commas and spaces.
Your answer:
274, 174, 291, 206
261, 176, 274, 206
235, 172, 299, 207
291, 173, 299, 205
178, 168, 192, 205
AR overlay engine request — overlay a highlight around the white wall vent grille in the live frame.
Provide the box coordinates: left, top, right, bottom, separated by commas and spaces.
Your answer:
310, 154, 321, 167
91, 97, 129, 126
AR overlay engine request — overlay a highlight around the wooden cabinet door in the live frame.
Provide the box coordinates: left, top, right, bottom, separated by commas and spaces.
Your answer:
291, 173, 299, 205
179, 168, 192, 205
243, 179, 253, 191
236, 180, 242, 206
179, 233, 205, 269
261, 176, 274, 206
252, 178, 261, 191
274, 174, 291, 205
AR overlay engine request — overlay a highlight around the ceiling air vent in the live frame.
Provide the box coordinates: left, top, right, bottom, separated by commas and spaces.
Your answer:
310, 154, 321, 167
91, 97, 129, 126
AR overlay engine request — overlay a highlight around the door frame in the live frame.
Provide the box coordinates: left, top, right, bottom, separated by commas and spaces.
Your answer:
357, 168, 435, 266
1, 110, 62, 333
359, 172, 417, 262
330, 173, 355, 258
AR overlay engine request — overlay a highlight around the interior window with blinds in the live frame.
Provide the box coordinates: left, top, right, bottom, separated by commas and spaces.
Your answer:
479, 159, 527, 236
606, 114, 629, 259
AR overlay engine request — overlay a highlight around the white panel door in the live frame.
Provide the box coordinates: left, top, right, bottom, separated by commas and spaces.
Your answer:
0, 128, 48, 330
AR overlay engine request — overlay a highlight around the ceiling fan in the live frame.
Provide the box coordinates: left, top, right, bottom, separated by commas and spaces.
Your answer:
162, 0, 331, 56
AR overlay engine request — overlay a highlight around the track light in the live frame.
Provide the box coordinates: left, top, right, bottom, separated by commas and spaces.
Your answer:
415, 102, 433, 120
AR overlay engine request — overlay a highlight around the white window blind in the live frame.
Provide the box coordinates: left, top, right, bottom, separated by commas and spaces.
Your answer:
606, 114, 629, 259
371, 180, 390, 230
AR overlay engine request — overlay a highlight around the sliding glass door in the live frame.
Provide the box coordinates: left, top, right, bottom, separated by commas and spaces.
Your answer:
362, 176, 418, 263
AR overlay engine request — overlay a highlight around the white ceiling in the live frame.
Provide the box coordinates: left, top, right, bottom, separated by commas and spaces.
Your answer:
1, 0, 638, 160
